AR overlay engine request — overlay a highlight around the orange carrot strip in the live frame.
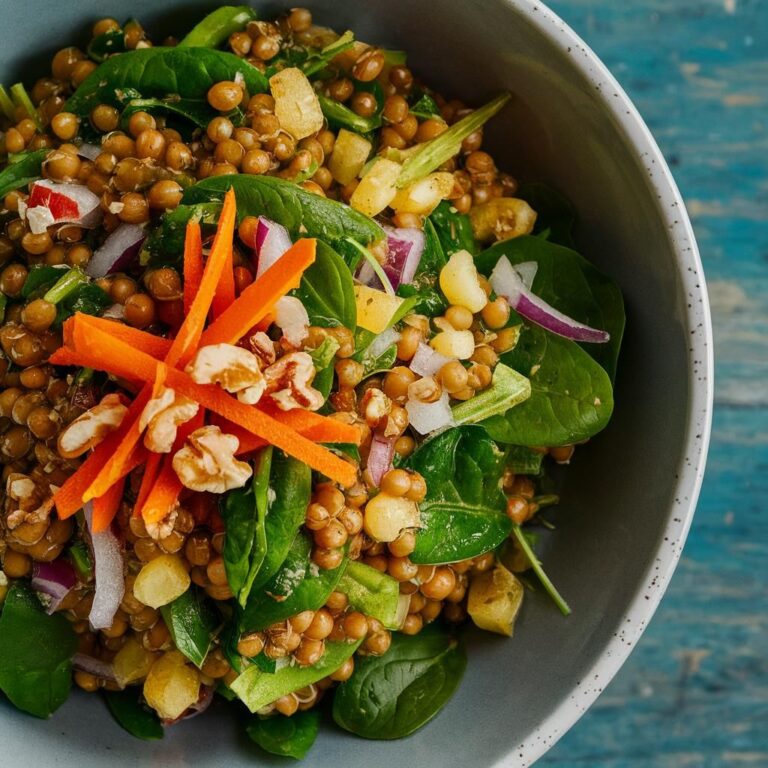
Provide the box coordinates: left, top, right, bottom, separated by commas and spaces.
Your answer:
49, 347, 82, 367
133, 452, 163, 518
54, 390, 152, 519
211, 238, 235, 319
91, 473, 130, 534
60, 315, 172, 360
167, 188, 237, 368
199, 238, 316, 347
183, 220, 204, 316
65, 319, 357, 486
140, 457, 183, 526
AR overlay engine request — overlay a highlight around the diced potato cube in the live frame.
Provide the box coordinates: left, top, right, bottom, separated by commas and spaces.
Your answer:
439, 249, 488, 313
328, 129, 372, 185
269, 67, 324, 140
350, 158, 402, 217
469, 198, 537, 243
364, 493, 420, 542
113, 637, 157, 688
143, 651, 201, 721
467, 563, 524, 636
390, 172, 454, 215
354, 285, 405, 334
429, 329, 476, 360
133, 554, 191, 609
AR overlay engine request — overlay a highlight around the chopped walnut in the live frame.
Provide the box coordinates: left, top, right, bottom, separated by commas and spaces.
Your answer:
264, 351, 324, 411
57, 393, 128, 459
359, 388, 392, 429
185, 343, 266, 405
145, 506, 178, 541
139, 386, 200, 453
5, 473, 52, 531
273, 296, 309, 347
172, 425, 252, 494
241, 331, 277, 367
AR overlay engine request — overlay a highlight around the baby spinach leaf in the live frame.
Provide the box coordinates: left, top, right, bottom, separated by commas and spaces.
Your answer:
308, 336, 340, 370
338, 560, 401, 629
403, 425, 511, 564
295, 240, 357, 329
88, 28, 127, 62
55, 283, 112, 325
160, 587, 220, 668
429, 200, 478, 256
482, 323, 614, 446
317, 92, 381, 133
409, 92, 442, 120
333, 626, 466, 739
21, 264, 69, 299
241, 533, 347, 632
120, 97, 221, 132
505, 445, 544, 475
0, 582, 78, 718
0, 148, 47, 199
353, 333, 398, 378
104, 690, 164, 741
419, 217, 448, 274
397, 278, 447, 318
474, 235, 624, 380
179, 6, 258, 48
516, 182, 577, 248
232, 639, 362, 713
65, 48, 268, 117
246, 709, 320, 760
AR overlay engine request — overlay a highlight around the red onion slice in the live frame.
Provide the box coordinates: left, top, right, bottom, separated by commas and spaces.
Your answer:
73, 653, 118, 682
490, 256, 610, 344
23, 180, 102, 235
383, 226, 425, 288
513, 260, 539, 290
86, 223, 147, 278
255, 217, 293, 278
367, 434, 396, 487
31, 559, 76, 614
84, 501, 125, 631
410, 341, 452, 377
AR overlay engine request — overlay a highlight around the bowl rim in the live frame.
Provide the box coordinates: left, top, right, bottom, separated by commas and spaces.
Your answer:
500, 2, 714, 765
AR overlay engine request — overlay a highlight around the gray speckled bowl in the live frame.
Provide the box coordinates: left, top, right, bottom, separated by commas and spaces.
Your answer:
0, 1, 713, 765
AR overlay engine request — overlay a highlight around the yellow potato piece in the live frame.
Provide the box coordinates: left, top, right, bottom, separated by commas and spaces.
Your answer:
467, 563, 524, 636
354, 284, 405, 334
391, 172, 454, 215
350, 158, 401, 217
439, 249, 488, 313
133, 553, 191, 609
269, 67, 324, 140
328, 129, 372, 185
143, 651, 201, 721
113, 638, 157, 687
469, 198, 537, 243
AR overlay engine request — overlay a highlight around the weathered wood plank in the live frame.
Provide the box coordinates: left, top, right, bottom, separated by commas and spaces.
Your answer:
544, 0, 768, 764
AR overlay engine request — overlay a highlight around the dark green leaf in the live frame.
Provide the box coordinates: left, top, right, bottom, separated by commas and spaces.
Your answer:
241, 533, 347, 632
0, 148, 47, 199
396, 278, 447, 317
104, 689, 164, 740
338, 561, 401, 629
88, 29, 126, 62
43, 266, 88, 304
352, 333, 398, 378
419, 217, 448, 274
0, 582, 78, 718
317, 92, 381, 133
505, 446, 544, 475
429, 200, 478, 256
232, 639, 362, 713
482, 323, 614, 446
21, 265, 69, 299
65, 48, 268, 117
333, 627, 466, 739
68, 540, 93, 579
179, 6, 258, 48
474, 235, 625, 380
246, 709, 320, 760
403, 426, 511, 564
409, 92, 442, 119
55, 283, 111, 325
120, 97, 222, 132
161, 587, 220, 668
516, 182, 576, 248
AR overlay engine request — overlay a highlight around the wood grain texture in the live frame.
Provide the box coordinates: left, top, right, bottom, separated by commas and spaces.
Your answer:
542, 0, 768, 765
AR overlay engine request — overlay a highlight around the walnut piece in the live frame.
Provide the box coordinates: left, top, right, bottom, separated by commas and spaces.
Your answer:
139, 386, 200, 453
185, 343, 266, 405
273, 296, 309, 347
57, 393, 128, 459
172, 425, 252, 494
5, 473, 52, 532
359, 388, 392, 429
241, 331, 277, 367
264, 351, 324, 411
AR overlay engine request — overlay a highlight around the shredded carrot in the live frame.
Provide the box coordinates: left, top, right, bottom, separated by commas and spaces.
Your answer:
133, 451, 163, 518
200, 238, 316, 347
183, 220, 204, 316
91, 475, 127, 534
167, 188, 237, 368
140, 457, 184, 525
60, 315, 172, 360
54, 389, 152, 519
211, 241, 235, 319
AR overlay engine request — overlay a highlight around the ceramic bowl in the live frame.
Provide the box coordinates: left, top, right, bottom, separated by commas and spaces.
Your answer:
0, 1, 713, 765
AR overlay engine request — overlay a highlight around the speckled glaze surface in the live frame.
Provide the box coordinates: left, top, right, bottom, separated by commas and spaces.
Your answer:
0, 1, 713, 766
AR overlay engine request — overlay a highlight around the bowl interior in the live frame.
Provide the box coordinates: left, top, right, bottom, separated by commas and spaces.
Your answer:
0, 1, 711, 766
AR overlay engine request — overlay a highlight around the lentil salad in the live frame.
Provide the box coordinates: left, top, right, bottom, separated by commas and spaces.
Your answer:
0, 5, 625, 757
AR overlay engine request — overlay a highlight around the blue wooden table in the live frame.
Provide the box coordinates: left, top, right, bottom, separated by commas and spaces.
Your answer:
541, 1, 768, 765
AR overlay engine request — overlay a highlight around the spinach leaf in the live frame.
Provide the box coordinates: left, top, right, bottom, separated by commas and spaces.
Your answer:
332, 626, 466, 739
308, 336, 340, 370
120, 97, 221, 132
241, 533, 347, 632
516, 182, 576, 248
474, 235, 625, 380
88, 28, 127, 62
338, 561, 401, 629
301, 30, 356, 77
160, 587, 219, 668
353, 334, 398, 378
295, 240, 356, 329
429, 200, 478, 256
104, 690, 164, 741
68, 540, 93, 579
55, 283, 112, 325
65, 48, 268, 117
403, 426, 511, 564
179, 6, 258, 48
397, 278, 447, 317
505, 446, 544, 475
482, 323, 614, 446
251, 451, 312, 593
232, 639, 362, 713
21, 264, 69, 299
317, 92, 381, 133
246, 709, 320, 760
409, 92, 442, 120
0, 148, 47, 199
419, 217, 448, 274
0, 582, 78, 718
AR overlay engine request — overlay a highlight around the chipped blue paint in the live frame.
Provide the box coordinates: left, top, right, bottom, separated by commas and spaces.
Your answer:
544, 0, 768, 765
